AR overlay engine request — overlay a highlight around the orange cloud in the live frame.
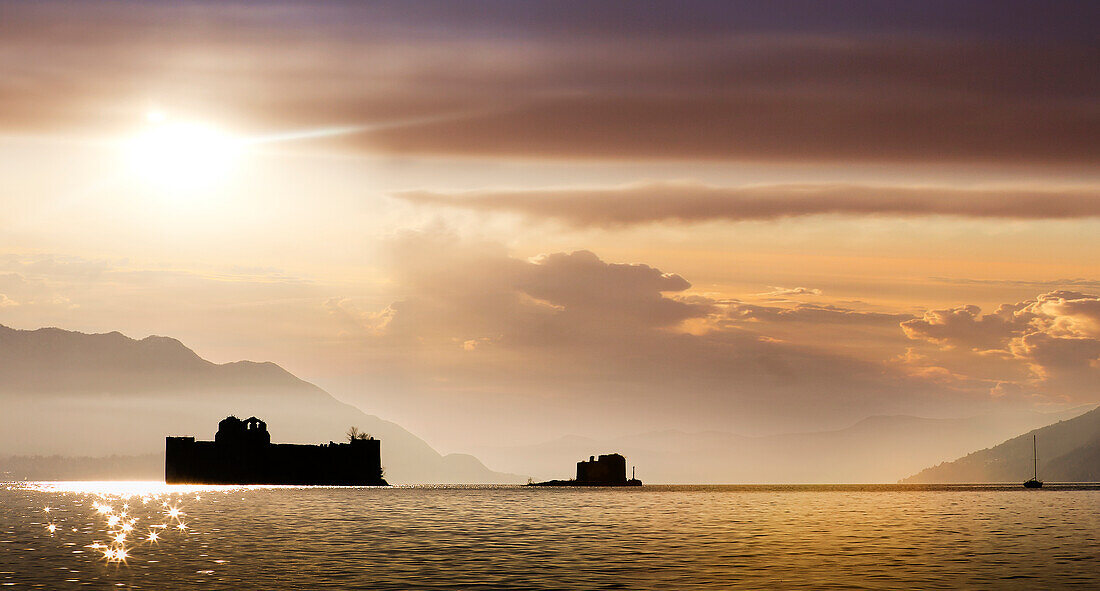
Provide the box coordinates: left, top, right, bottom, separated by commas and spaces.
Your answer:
319, 230, 998, 436
903, 291, 1100, 396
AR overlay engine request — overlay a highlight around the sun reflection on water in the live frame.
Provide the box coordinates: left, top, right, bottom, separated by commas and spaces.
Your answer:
16, 481, 244, 569
8, 481, 371, 585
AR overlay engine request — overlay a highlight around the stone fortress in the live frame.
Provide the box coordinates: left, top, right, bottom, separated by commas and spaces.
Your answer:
165, 416, 387, 485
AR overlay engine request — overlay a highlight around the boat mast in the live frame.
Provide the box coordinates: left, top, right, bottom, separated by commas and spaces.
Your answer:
1033, 434, 1038, 480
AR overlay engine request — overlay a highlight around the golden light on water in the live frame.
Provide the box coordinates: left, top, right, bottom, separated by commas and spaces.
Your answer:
16, 481, 306, 574
19, 481, 216, 568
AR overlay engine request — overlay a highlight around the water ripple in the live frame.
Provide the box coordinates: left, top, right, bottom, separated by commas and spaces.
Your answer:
1, 483, 1098, 589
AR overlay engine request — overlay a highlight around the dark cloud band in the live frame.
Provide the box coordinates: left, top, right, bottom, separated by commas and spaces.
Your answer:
0, 3, 1095, 165
394, 183, 1100, 226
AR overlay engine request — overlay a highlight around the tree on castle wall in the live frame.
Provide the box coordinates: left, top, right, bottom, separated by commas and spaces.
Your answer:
346, 426, 372, 442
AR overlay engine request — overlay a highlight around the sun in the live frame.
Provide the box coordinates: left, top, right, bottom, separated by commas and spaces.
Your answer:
127, 114, 242, 190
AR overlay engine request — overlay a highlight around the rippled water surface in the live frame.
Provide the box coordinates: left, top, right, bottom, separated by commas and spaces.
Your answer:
2, 483, 1099, 589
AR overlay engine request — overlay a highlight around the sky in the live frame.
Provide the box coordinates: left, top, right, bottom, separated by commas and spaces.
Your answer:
0, 0, 1097, 452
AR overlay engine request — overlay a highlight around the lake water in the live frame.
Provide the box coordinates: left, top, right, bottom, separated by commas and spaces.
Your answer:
2, 483, 1099, 589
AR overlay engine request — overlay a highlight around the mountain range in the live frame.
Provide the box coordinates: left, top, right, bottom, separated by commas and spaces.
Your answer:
902, 404, 1100, 483
473, 408, 1092, 484
0, 325, 523, 484
3, 324, 1095, 485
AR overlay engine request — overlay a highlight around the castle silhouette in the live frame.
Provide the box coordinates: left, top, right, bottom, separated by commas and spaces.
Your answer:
165, 416, 387, 485
530, 453, 642, 486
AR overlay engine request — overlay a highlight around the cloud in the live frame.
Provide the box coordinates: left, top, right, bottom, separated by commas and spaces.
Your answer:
1031, 291, 1100, 338
729, 302, 911, 326
902, 291, 1100, 396
356, 232, 711, 349
0, 254, 114, 281
901, 304, 1032, 351
903, 291, 1100, 348
520, 250, 706, 331
394, 182, 1100, 226
0, 2, 1095, 165
927, 277, 1100, 289
757, 286, 822, 298
362, 90, 1098, 165
321, 230, 993, 437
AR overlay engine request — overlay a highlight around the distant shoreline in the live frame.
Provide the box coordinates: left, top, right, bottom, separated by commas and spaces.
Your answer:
7, 480, 1100, 491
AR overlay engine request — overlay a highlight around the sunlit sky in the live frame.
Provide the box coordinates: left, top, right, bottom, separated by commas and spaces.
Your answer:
1, 0, 1097, 451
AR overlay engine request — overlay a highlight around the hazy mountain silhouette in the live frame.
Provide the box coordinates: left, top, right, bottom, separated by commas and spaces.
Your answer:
473, 409, 1091, 484
0, 325, 524, 484
902, 405, 1100, 483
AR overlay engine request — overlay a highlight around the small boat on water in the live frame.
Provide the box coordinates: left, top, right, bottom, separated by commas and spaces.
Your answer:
1023, 433, 1043, 489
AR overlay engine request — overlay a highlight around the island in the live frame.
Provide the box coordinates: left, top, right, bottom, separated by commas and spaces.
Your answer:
165, 416, 388, 485
529, 453, 642, 486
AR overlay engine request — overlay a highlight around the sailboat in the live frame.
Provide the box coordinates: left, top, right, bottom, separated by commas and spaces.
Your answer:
1023, 433, 1043, 488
